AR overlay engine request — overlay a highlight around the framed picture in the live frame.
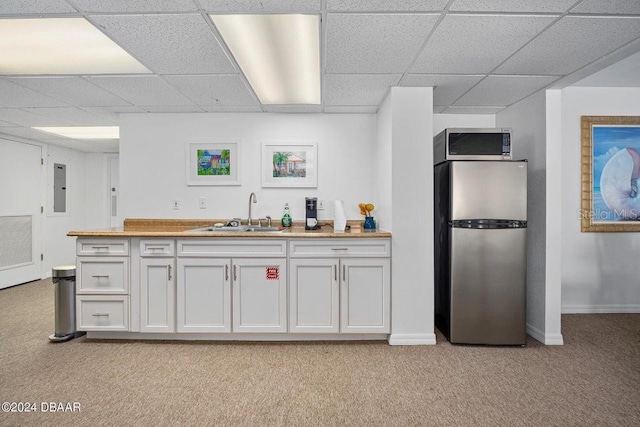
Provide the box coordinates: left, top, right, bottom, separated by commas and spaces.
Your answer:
581, 116, 640, 232
186, 141, 241, 186
261, 142, 318, 188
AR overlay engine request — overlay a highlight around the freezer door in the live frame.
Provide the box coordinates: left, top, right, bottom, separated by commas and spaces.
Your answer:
451, 161, 527, 221
449, 227, 526, 345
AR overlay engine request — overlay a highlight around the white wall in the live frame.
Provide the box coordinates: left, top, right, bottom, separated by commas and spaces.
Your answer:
120, 113, 376, 223
561, 87, 640, 313
496, 90, 563, 345
374, 94, 393, 232
433, 114, 495, 136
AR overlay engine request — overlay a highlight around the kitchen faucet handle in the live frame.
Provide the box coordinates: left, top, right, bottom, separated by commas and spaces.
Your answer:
266, 216, 272, 227
257, 218, 263, 227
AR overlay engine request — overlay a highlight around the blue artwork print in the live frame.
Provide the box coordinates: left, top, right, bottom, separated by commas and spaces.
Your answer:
592, 126, 640, 221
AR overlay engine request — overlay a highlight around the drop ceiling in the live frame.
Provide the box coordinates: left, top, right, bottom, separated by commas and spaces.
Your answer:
1, 0, 640, 152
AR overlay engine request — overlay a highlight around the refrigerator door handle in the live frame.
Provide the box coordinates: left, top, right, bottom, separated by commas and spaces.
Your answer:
451, 219, 527, 229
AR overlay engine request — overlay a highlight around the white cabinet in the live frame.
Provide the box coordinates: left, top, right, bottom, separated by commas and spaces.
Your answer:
140, 258, 175, 332
176, 258, 230, 332
289, 259, 339, 333
76, 238, 130, 332
232, 258, 287, 333
289, 239, 391, 334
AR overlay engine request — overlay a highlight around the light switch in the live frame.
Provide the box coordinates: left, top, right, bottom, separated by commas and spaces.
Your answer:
172, 198, 181, 210
199, 197, 207, 209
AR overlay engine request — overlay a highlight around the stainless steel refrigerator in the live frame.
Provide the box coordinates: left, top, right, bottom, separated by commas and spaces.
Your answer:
434, 160, 527, 345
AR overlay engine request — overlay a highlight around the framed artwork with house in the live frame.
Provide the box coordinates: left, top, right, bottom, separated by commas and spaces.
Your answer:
581, 116, 640, 232
261, 142, 318, 188
186, 141, 241, 186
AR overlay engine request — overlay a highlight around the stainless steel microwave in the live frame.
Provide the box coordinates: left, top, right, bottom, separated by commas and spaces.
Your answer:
433, 128, 512, 164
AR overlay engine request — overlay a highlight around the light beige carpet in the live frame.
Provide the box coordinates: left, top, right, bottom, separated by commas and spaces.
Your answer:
1, 279, 639, 426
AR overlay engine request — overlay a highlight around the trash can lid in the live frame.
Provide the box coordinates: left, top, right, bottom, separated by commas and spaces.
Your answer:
52, 265, 76, 278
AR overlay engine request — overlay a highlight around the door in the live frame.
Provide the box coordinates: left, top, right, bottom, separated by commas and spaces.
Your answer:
140, 258, 175, 332
340, 258, 390, 333
176, 258, 231, 332
289, 259, 339, 333
449, 227, 526, 345
451, 161, 527, 221
0, 139, 42, 289
232, 258, 287, 332
108, 156, 122, 227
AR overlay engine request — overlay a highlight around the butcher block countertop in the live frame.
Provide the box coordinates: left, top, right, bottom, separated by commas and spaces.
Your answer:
67, 218, 391, 238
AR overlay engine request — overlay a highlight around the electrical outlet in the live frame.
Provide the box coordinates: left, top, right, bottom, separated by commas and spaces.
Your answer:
172, 198, 181, 210
317, 199, 325, 210
199, 197, 207, 209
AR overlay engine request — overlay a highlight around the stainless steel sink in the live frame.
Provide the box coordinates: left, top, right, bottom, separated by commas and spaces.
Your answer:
189, 226, 282, 233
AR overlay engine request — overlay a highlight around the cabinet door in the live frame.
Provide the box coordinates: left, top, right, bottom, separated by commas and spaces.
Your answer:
341, 258, 390, 333
289, 259, 339, 333
232, 258, 287, 332
140, 258, 175, 332
176, 258, 231, 332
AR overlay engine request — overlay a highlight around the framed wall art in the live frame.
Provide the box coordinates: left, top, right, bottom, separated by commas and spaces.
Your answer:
261, 142, 318, 188
186, 141, 241, 186
581, 116, 640, 232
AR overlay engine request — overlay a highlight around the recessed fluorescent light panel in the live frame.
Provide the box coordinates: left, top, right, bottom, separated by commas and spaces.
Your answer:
33, 126, 120, 139
211, 14, 321, 105
0, 18, 150, 74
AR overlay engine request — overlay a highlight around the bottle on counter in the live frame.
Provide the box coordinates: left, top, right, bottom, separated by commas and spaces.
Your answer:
281, 203, 292, 227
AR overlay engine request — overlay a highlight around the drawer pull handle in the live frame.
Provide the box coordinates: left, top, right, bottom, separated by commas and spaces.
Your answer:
343, 265, 346, 281
92, 275, 110, 278
91, 246, 109, 250
332, 248, 349, 251
225, 264, 229, 281
334, 265, 337, 281
148, 247, 165, 251
168, 265, 172, 281
92, 313, 110, 317
233, 265, 237, 281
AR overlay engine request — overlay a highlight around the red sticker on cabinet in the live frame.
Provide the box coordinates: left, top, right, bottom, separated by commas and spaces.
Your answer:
266, 267, 279, 280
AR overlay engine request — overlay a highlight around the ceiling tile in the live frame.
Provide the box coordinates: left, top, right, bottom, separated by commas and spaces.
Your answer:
0, 79, 67, 108
454, 75, 558, 106
442, 106, 506, 114
433, 106, 447, 114
199, 0, 320, 12
202, 105, 263, 112
327, 0, 448, 11
69, 0, 198, 13
571, 0, 640, 14
8, 77, 131, 107
23, 107, 115, 125
0, 108, 63, 126
325, 14, 439, 73
0, 126, 66, 140
88, 76, 195, 106
497, 16, 640, 75
450, 0, 576, 13
0, 0, 76, 14
0, 119, 15, 126
262, 105, 322, 113
401, 74, 485, 105
80, 106, 146, 122
164, 75, 258, 106
324, 74, 401, 105
138, 105, 204, 113
90, 14, 237, 74
411, 15, 555, 74
323, 106, 378, 113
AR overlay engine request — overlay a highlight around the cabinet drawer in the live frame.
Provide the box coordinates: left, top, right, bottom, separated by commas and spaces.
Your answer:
140, 239, 175, 256
76, 239, 129, 256
77, 257, 129, 294
289, 239, 390, 258
77, 296, 129, 331
177, 239, 287, 257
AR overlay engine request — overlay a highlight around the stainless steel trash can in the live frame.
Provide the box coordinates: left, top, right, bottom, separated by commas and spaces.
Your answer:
49, 265, 84, 342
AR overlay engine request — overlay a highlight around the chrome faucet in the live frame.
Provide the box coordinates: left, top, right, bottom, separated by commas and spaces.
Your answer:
247, 192, 257, 226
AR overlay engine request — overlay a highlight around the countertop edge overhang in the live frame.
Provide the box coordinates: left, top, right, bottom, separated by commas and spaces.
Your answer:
67, 218, 391, 238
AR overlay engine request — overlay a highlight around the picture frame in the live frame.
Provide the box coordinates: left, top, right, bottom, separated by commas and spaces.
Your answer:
261, 142, 318, 188
581, 116, 640, 232
186, 141, 241, 186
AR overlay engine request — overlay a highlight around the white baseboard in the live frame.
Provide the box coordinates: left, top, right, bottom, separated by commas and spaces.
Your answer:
527, 323, 564, 345
388, 333, 436, 345
562, 304, 640, 314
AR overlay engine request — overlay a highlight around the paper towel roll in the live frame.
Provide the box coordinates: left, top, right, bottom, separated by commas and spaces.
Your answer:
334, 200, 347, 232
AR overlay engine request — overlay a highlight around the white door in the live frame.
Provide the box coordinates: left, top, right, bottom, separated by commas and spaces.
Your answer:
176, 258, 231, 332
108, 156, 121, 227
232, 258, 287, 332
140, 258, 175, 332
340, 259, 390, 334
289, 259, 339, 333
0, 139, 42, 289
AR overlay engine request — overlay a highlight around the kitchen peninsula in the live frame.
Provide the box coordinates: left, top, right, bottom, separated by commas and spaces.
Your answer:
68, 219, 391, 342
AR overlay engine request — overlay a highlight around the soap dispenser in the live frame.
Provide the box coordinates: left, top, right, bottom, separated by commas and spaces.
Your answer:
281, 203, 292, 227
